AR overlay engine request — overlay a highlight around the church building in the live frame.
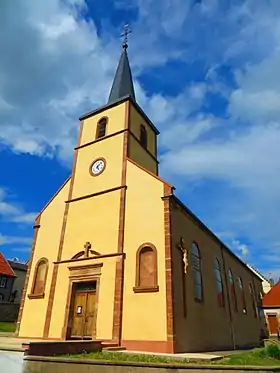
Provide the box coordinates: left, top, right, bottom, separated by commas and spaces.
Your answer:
17, 38, 267, 353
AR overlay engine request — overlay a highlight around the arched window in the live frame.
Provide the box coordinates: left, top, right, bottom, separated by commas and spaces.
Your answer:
96, 117, 107, 139
228, 269, 238, 312
191, 242, 203, 301
237, 276, 247, 314
31, 258, 48, 296
134, 244, 158, 292
249, 282, 257, 317
140, 125, 147, 149
214, 258, 224, 307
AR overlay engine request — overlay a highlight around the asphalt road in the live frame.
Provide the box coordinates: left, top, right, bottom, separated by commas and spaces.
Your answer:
0, 351, 24, 373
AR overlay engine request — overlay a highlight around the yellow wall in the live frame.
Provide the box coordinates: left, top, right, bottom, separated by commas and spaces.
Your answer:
122, 160, 167, 341
80, 103, 126, 146
61, 190, 121, 261
129, 105, 156, 155
71, 134, 124, 200
128, 135, 157, 174
18, 179, 70, 338
48, 256, 116, 340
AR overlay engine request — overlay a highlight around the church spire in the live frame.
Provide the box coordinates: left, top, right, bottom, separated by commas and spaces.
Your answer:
108, 25, 136, 104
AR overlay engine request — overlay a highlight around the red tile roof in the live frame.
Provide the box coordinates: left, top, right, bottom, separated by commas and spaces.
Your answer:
262, 281, 280, 307
0, 252, 16, 277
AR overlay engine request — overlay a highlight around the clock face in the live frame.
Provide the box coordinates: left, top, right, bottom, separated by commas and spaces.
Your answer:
90, 158, 106, 176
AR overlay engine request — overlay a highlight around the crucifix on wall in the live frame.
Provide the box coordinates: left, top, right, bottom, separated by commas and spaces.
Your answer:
177, 237, 188, 274
176, 237, 188, 317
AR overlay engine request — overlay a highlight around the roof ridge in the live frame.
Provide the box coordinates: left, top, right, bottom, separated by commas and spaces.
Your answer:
246, 263, 270, 282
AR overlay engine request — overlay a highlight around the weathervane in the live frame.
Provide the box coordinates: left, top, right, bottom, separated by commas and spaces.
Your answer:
121, 24, 131, 49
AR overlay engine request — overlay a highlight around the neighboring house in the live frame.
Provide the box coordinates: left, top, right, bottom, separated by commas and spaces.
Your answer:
0, 252, 16, 302
8, 259, 27, 304
246, 264, 273, 295
262, 281, 280, 337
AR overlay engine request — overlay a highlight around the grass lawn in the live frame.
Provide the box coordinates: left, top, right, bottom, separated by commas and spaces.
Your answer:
213, 348, 280, 366
64, 351, 191, 364
64, 347, 280, 367
0, 322, 16, 333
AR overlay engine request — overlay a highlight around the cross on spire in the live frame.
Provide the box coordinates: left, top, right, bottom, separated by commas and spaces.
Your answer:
121, 24, 131, 49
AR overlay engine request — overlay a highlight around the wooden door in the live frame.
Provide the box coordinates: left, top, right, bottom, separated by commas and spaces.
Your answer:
71, 292, 87, 338
70, 290, 96, 339
267, 314, 278, 335
84, 292, 96, 337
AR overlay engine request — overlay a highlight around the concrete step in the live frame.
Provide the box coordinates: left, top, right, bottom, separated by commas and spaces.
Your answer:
102, 346, 126, 352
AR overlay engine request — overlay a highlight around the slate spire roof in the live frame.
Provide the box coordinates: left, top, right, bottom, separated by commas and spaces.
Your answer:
108, 42, 136, 104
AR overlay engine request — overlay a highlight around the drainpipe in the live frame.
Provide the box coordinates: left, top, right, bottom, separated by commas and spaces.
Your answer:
221, 245, 236, 350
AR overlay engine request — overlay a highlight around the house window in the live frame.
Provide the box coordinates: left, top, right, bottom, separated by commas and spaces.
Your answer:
96, 117, 107, 139
214, 258, 224, 307
140, 125, 147, 149
191, 242, 203, 302
133, 243, 158, 292
228, 269, 238, 312
249, 282, 257, 317
0, 277, 7, 288
31, 258, 48, 296
238, 276, 247, 314
0, 293, 4, 301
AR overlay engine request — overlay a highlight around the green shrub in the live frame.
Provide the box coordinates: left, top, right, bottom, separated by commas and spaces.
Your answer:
265, 344, 280, 360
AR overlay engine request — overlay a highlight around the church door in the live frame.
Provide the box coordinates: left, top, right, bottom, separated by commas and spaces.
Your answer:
70, 282, 96, 339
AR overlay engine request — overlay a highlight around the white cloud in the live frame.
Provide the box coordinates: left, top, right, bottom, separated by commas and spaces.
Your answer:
11, 247, 32, 253
232, 239, 249, 258
0, 233, 32, 246
0, 187, 37, 225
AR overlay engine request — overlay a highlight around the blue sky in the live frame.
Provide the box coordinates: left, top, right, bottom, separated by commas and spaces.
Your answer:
0, 0, 280, 279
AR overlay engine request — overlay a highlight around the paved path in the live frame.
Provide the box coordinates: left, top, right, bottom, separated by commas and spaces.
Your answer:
0, 351, 24, 373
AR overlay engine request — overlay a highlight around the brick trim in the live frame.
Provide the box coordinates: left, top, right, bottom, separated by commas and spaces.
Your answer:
127, 157, 174, 189
43, 121, 84, 338
34, 178, 71, 221
112, 100, 130, 344
65, 185, 126, 204
122, 339, 174, 353
162, 185, 175, 353
75, 129, 127, 150
16, 215, 41, 335
54, 252, 125, 265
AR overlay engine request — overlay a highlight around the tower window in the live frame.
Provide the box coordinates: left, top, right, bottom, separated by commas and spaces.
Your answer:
140, 125, 147, 149
214, 258, 225, 307
191, 242, 203, 302
96, 117, 107, 139
134, 243, 158, 292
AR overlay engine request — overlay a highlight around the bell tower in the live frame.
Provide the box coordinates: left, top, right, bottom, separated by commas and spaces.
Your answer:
70, 25, 160, 204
